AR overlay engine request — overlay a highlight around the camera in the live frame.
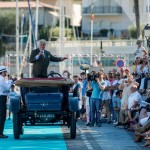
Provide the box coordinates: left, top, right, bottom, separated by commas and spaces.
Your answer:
87, 73, 99, 81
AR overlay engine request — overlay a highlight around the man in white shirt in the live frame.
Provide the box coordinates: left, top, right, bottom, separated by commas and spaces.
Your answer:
127, 85, 142, 121
128, 85, 141, 110
134, 40, 147, 59
0, 66, 12, 138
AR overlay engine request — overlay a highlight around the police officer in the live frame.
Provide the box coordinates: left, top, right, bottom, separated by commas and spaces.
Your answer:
0, 66, 12, 138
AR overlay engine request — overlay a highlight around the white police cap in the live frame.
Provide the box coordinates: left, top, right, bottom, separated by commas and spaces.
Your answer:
0, 66, 7, 73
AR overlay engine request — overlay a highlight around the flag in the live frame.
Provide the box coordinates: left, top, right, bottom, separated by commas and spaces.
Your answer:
90, 4, 94, 20
91, 12, 94, 20
21, 13, 24, 27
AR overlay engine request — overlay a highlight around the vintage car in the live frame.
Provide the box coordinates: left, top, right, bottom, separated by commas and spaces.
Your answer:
10, 73, 78, 139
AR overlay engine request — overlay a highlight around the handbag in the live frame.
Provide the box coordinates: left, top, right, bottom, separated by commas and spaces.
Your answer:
80, 105, 86, 114
86, 89, 93, 97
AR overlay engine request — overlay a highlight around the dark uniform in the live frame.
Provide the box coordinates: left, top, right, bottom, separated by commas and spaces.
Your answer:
30, 48, 63, 78
0, 66, 11, 138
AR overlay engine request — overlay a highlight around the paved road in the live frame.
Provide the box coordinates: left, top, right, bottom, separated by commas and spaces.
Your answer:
0, 119, 148, 150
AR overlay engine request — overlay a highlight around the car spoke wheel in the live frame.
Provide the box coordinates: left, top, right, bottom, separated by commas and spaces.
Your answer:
70, 112, 76, 139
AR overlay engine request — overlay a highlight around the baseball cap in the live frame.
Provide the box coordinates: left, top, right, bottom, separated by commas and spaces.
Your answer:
0, 66, 7, 73
124, 68, 130, 72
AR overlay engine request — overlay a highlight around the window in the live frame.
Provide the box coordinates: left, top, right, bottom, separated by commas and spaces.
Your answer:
146, 5, 150, 13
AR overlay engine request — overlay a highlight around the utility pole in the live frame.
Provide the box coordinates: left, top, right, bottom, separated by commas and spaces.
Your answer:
59, 0, 65, 74
16, 0, 19, 78
20, 10, 24, 68
90, 3, 94, 66
29, 16, 32, 78
35, 0, 39, 46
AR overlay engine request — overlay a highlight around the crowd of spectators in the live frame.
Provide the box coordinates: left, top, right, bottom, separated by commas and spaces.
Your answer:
66, 39, 150, 147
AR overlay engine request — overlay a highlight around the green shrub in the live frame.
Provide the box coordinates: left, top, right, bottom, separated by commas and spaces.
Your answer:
49, 27, 73, 41
39, 27, 49, 41
100, 29, 108, 37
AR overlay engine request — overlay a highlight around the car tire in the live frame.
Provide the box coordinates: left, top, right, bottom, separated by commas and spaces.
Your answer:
70, 112, 76, 139
20, 126, 24, 135
13, 113, 21, 139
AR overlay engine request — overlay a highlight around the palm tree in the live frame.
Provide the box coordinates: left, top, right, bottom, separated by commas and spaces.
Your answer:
134, 0, 140, 38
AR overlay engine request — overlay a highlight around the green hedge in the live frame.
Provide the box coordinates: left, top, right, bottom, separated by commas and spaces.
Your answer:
49, 27, 73, 41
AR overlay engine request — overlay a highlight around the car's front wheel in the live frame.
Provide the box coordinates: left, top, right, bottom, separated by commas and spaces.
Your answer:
70, 112, 76, 139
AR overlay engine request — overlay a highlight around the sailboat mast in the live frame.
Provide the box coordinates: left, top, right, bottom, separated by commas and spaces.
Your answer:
16, 0, 19, 78
59, 0, 65, 74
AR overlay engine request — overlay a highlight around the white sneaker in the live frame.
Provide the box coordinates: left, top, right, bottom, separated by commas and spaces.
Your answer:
113, 120, 116, 123
113, 121, 118, 126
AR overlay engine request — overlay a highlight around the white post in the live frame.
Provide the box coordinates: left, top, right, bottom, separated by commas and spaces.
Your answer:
90, 3, 94, 66
148, 0, 150, 24
35, 0, 39, 46
16, 0, 19, 78
8, 55, 10, 73
6, 55, 8, 73
59, 0, 65, 74
72, 56, 74, 76
29, 16, 32, 78
20, 12, 24, 68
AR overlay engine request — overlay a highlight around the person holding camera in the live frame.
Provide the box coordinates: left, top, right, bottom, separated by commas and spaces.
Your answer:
87, 72, 106, 127
116, 75, 139, 127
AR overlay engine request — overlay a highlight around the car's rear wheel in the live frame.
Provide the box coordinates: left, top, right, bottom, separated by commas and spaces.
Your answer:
70, 112, 76, 139
13, 113, 21, 139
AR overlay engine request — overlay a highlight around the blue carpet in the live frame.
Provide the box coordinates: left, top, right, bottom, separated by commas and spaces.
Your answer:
0, 120, 67, 150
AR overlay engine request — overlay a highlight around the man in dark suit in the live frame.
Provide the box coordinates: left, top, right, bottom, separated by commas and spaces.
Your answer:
30, 39, 67, 78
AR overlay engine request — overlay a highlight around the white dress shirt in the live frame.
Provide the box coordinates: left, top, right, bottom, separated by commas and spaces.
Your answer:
102, 80, 111, 100
0, 75, 12, 96
35, 50, 45, 60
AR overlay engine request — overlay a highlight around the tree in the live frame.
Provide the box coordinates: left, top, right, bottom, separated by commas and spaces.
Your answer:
0, 12, 16, 35
134, 0, 141, 38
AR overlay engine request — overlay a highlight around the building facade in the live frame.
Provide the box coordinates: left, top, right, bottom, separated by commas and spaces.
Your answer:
0, 1, 59, 27
82, 0, 150, 38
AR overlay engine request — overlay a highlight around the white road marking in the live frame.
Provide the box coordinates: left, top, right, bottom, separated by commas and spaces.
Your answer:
77, 125, 94, 150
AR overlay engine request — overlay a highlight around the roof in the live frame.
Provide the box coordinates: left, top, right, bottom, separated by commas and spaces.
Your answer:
0, 1, 59, 9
